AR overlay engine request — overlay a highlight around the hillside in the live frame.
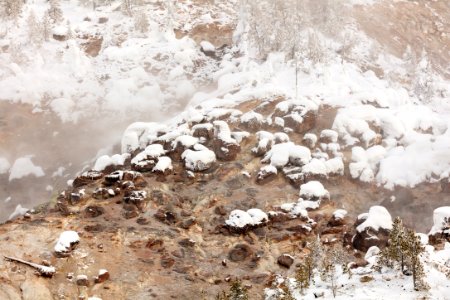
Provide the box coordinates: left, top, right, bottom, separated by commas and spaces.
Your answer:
0, 0, 450, 299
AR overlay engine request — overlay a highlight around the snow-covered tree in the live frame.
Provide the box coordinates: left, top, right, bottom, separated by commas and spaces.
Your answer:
27, 10, 43, 46
66, 21, 73, 39
0, 0, 24, 20
41, 12, 52, 41
48, 0, 64, 23
134, 11, 149, 33
412, 50, 435, 104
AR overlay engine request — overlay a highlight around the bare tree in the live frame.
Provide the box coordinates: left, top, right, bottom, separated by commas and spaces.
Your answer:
0, 0, 24, 20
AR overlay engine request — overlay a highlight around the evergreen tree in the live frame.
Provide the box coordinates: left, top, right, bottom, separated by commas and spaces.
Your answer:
27, 10, 43, 46
216, 279, 249, 300
1, 0, 24, 20
41, 12, 52, 41
134, 11, 149, 33
376, 216, 428, 291
48, 0, 64, 23
405, 229, 428, 291
295, 263, 310, 294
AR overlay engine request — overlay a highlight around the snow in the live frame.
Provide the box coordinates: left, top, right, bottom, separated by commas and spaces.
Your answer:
262, 142, 311, 168
8, 204, 29, 220
226, 208, 268, 228
131, 144, 166, 165
356, 206, 393, 232
303, 133, 317, 147
320, 129, 339, 143
172, 135, 199, 149
121, 122, 168, 153
8, 156, 45, 181
429, 206, 450, 235
200, 40, 215, 52
182, 144, 216, 171
54, 231, 80, 254
299, 181, 329, 200
240, 110, 264, 124
213, 120, 238, 144
152, 156, 173, 173
93, 153, 130, 171
333, 209, 348, 220
0, 157, 10, 174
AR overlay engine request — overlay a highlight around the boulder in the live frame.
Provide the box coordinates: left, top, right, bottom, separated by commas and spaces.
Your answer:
277, 254, 294, 268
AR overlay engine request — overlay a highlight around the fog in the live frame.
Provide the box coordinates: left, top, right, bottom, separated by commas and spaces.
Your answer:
0, 100, 184, 222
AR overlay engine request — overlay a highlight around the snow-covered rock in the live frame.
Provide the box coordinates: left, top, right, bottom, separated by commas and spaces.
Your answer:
54, 231, 80, 256
299, 181, 329, 201
356, 206, 393, 233
225, 208, 268, 230
182, 144, 216, 171
94, 153, 130, 172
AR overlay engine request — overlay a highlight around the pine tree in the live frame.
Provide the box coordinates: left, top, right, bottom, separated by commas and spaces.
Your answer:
41, 12, 52, 41
295, 263, 310, 294
1, 0, 24, 20
48, 0, 64, 23
27, 10, 43, 46
405, 229, 428, 291
215, 279, 249, 300
121, 0, 133, 16
320, 245, 346, 298
134, 11, 149, 33
66, 21, 73, 39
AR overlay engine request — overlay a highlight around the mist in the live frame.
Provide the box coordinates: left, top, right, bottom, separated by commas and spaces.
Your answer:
0, 99, 187, 222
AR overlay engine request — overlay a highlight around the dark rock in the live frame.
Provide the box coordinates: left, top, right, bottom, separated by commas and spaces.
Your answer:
179, 217, 196, 229
154, 209, 178, 224
98, 17, 108, 24
228, 244, 253, 262
73, 170, 103, 188
212, 139, 240, 161
352, 228, 390, 252
94, 270, 110, 284
277, 254, 294, 268
256, 167, 277, 184
76, 275, 89, 286
136, 217, 149, 225
160, 256, 175, 268
214, 205, 227, 216
123, 190, 148, 211
146, 238, 164, 251
122, 209, 139, 219
84, 206, 105, 218
132, 159, 156, 172
178, 238, 195, 248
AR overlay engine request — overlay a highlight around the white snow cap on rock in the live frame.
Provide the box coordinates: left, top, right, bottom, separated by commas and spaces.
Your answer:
356, 206, 393, 232
333, 209, 348, 220
152, 156, 173, 173
121, 122, 168, 153
54, 231, 80, 255
94, 153, 130, 171
200, 40, 215, 52
226, 209, 268, 228
262, 142, 311, 168
213, 121, 237, 144
182, 144, 216, 171
429, 206, 450, 235
299, 181, 329, 200
131, 144, 166, 165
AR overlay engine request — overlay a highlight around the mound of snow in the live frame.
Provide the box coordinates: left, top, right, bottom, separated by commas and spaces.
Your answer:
299, 181, 329, 200
152, 156, 173, 173
93, 153, 130, 171
121, 122, 168, 153
356, 206, 392, 232
225, 208, 268, 228
182, 144, 216, 171
54, 231, 80, 255
429, 206, 450, 235
262, 142, 311, 168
